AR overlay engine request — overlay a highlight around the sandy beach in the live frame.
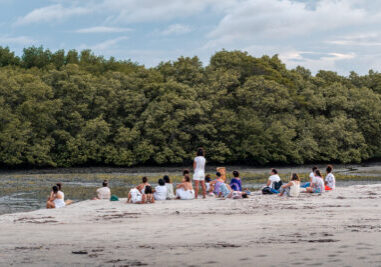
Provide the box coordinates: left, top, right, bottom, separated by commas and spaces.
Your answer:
1, 184, 381, 266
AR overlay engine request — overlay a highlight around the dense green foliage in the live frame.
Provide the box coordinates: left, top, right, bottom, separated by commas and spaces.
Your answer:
1, 46, 381, 167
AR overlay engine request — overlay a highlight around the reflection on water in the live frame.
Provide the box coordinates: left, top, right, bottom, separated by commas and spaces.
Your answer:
1, 167, 381, 215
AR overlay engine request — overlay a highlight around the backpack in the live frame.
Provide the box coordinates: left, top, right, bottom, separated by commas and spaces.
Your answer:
262, 187, 273, 194
273, 181, 283, 190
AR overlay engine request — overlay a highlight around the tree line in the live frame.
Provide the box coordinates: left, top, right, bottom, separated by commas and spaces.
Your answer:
0, 46, 381, 167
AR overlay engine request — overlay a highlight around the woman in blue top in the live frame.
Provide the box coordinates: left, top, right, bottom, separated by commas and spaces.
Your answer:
230, 170, 242, 192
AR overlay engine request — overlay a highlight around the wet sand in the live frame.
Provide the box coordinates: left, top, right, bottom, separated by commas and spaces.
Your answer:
1, 184, 381, 266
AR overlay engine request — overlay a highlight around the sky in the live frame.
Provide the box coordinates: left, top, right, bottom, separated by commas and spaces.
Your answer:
1, 0, 381, 75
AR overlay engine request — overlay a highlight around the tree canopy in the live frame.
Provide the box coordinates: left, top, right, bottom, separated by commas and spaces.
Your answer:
0, 46, 381, 167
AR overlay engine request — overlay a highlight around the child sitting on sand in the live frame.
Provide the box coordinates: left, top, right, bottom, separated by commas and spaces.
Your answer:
163, 175, 175, 199
279, 173, 301, 197
176, 171, 195, 200
205, 174, 214, 196
154, 179, 168, 201
325, 165, 336, 191
143, 186, 155, 203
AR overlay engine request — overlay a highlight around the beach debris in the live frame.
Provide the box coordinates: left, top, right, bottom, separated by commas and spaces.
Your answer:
72, 250, 88, 254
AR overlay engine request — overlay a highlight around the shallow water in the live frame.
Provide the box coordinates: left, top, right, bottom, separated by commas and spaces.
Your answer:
1, 164, 381, 215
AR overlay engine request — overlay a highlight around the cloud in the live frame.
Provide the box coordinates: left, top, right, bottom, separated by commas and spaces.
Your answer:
79, 36, 128, 52
0, 35, 36, 45
161, 24, 192, 36
102, 0, 238, 23
326, 33, 381, 46
14, 4, 90, 26
206, 0, 369, 47
75, 26, 132, 33
278, 50, 356, 72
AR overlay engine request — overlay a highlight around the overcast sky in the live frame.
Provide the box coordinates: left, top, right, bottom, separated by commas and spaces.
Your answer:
1, 0, 381, 74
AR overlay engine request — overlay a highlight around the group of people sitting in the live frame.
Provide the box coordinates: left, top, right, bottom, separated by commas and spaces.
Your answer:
45, 164, 336, 208
125, 169, 249, 204
262, 165, 336, 197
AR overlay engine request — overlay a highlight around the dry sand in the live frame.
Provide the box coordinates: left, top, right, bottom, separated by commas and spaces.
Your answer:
1, 184, 381, 266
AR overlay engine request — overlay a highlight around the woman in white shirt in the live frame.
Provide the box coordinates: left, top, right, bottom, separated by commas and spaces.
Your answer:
279, 173, 300, 197
193, 148, 206, 199
94, 180, 111, 200
325, 165, 336, 190
46, 186, 65, 209
154, 179, 168, 201
301, 166, 317, 188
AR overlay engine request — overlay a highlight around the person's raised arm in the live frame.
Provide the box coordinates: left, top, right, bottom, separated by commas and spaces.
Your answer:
282, 181, 292, 188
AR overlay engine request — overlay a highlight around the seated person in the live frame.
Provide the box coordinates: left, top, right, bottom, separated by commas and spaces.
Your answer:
230, 170, 242, 192
219, 183, 248, 199
46, 185, 65, 209
136, 176, 150, 194
176, 174, 195, 200
154, 179, 168, 201
94, 180, 111, 200
56, 182, 73, 205
127, 188, 143, 204
305, 169, 325, 194
279, 173, 300, 197
143, 186, 155, 203
209, 172, 224, 196
301, 166, 318, 188
163, 175, 175, 199
325, 165, 336, 191
205, 174, 212, 192
262, 168, 282, 194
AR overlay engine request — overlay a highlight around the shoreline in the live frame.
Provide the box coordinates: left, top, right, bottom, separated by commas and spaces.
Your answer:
1, 184, 381, 266
1, 162, 381, 176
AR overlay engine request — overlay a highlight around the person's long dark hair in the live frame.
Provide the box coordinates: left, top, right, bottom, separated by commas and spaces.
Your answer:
197, 147, 204, 156
52, 185, 58, 194
145, 186, 152, 194
56, 183, 62, 191
291, 173, 300, 181
314, 169, 322, 178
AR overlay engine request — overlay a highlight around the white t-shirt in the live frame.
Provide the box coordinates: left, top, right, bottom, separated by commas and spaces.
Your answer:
309, 172, 316, 183
205, 182, 210, 192
165, 183, 175, 199
96, 187, 111, 199
325, 173, 336, 189
130, 188, 142, 203
154, 185, 168, 201
194, 156, 206, 173
268, 174, 281, 189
